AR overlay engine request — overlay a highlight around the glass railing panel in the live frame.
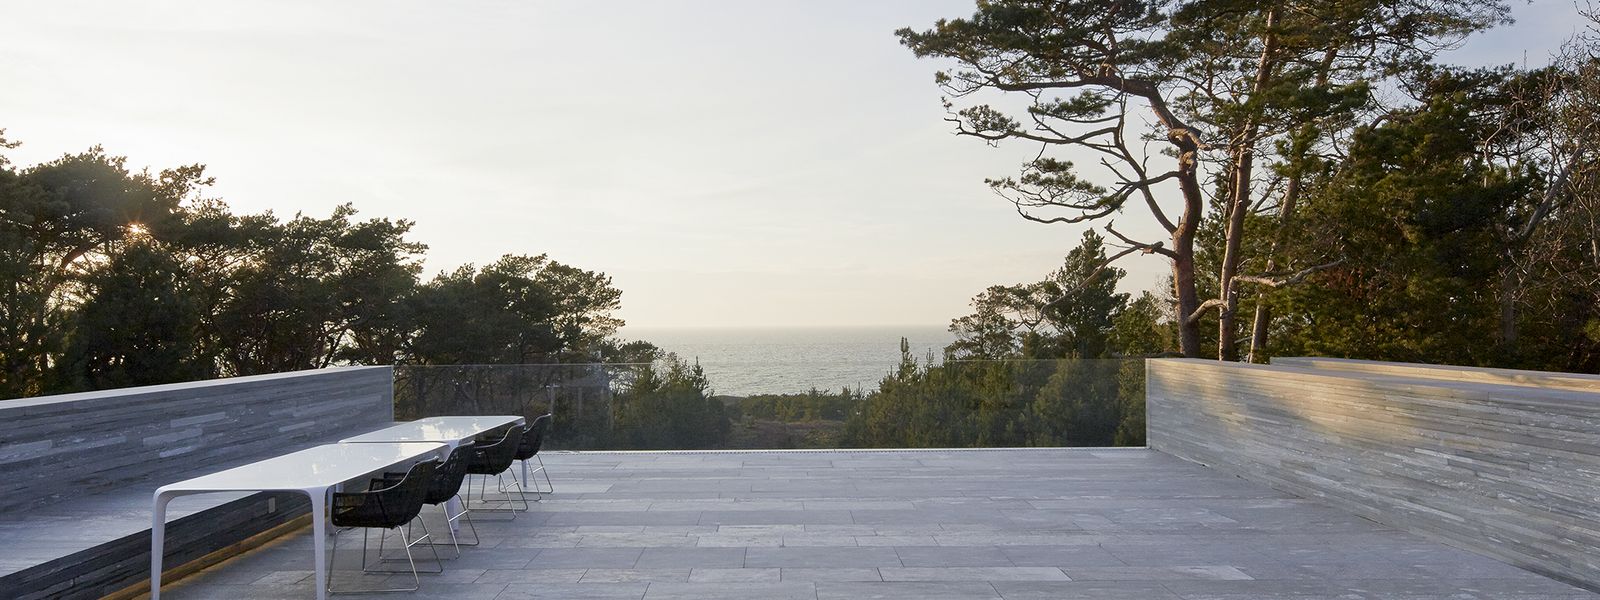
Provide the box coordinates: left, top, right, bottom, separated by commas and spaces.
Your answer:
392, 358, 1146, 451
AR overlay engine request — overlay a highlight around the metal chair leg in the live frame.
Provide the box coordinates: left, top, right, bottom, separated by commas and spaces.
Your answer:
507, 469, 538, 506
537, 454, 554, 494
414, 518, 445, 570
508, 459, 549, 494
482, 466, 537, 508
494, 470, 536, 510
439, 503, 463, 557
325, 527, 340, 593
447, 495, 480, 549
467, 473, 519, 518
502, 471, 531, 510
367, 527, 379, 571
330, 524, 426, 594
362, 518, 442, 574
406, 499, 480, 560
395, 525, 422, 591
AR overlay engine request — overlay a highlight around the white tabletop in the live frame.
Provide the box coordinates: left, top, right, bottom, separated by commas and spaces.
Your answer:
157, 442, 446, 493
340, 416, 523, 445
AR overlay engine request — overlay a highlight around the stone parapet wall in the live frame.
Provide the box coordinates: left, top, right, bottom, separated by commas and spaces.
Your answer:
0, 367, 394, 512
1147, 358, 1600, 589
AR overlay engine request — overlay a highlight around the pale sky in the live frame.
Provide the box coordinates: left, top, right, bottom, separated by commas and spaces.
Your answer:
0, 1, 1578, 328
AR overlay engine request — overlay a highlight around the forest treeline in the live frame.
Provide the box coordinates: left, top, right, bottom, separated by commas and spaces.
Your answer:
901, 0, 1600, 372
394, 352, 1141, 451
396, 227, 1152, 450
840, 231, 1154, 448
389, 233, 1149, 452
0, 136, 635, 398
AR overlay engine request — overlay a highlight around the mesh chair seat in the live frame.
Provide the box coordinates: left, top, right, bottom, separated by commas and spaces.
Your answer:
378, 444, 481, 555
513, 414, 551, 461
333, 460, 436, 529
512, 414, 555, 496
464, 424, 531, 515
327, 459, 442, 594
466, 425, 525, 476
381, 444, 473, 506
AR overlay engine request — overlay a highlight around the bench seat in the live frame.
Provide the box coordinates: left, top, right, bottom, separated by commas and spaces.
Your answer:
0, 447, 322, 599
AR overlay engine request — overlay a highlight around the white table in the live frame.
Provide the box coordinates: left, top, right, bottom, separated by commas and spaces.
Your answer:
150, 442, 447, 600
341, 416, 525, 449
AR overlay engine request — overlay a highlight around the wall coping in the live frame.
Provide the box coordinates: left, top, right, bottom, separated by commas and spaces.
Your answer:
1148, 358, 1600, 407
0, 366, 392, 411
1272, 356, 1600, 391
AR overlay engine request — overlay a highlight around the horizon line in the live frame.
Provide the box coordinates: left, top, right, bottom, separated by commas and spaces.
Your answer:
620, 323, 952, 331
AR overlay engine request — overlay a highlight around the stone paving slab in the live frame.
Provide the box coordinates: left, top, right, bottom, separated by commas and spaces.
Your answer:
156, 448, 1599, 599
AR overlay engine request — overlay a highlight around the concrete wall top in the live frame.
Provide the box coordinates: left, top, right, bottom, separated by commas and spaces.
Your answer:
0, 366, 392, 411
1272, 356, 1600, 393
1158, 357, 1600, 409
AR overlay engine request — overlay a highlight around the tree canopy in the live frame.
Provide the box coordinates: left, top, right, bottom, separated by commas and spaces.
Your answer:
0, 134, 629, 397
898, 0, 1517, 359
901, 0, 1598, 371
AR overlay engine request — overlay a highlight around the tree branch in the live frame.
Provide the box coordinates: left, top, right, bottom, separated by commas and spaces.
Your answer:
1036, 243, 1146, 312
1187, 299, 1226, 325
1231, 260, 1344, 288
1105, 222, 1178, 258
992, 75, 1210, 151
1012, 200, 1118, 225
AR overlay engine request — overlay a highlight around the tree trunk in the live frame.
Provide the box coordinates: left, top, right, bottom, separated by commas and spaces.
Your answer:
1247, 174, 1301, 363
1174, 241, 1201, 358
1247, 303, 1271, 362
1496, 158, 1576, 351
1498, 265, 1521, 342
1216, 8, 1279, 362
1174, 148, 1206, 358
1217, 154, 1254, 361
1246, 45, 1336, 363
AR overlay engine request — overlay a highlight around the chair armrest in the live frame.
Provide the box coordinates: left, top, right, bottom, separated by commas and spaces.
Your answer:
359, 477, 408, 495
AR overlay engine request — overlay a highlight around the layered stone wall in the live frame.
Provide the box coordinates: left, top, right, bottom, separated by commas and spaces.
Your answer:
1147, 358, 1600, 588
0, 366, 394, 512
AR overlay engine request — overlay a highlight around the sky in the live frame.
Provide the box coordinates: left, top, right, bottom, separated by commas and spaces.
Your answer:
0, 1, 1581, 329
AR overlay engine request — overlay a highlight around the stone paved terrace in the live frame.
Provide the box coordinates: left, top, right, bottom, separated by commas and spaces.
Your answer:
155, 448, 1598, 600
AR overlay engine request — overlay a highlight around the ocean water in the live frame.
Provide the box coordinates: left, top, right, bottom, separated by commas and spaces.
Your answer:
621, 325, 955, 396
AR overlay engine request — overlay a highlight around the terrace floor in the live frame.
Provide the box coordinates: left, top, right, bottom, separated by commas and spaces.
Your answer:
157, 448, 1597, 600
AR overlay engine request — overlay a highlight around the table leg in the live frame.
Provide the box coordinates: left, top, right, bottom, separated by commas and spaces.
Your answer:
310, 489, 330, 600
151, 490, 173, 600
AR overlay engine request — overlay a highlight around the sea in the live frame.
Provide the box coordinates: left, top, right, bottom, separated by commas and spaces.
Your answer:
620, 325, 955, 397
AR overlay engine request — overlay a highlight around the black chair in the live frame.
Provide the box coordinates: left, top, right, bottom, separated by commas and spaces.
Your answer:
465, 424, 529, 515
327, 459, 440, 594
377, 443, 478, 556
512, 414, 555, 498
